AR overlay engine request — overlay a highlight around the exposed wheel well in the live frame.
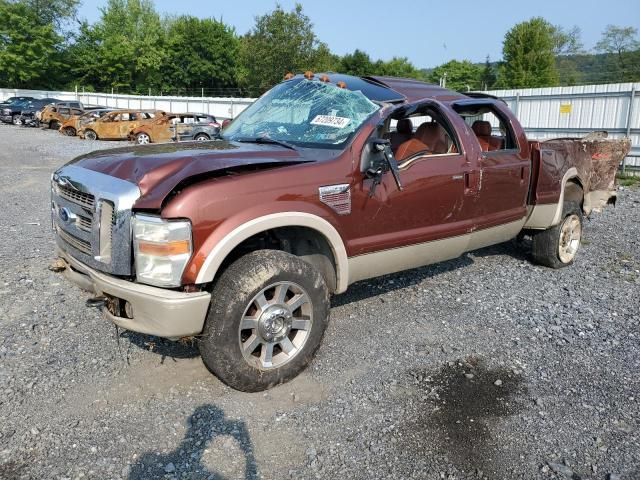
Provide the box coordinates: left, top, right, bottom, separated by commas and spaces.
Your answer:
564, 178, 584, 208
215, 226, 338, 293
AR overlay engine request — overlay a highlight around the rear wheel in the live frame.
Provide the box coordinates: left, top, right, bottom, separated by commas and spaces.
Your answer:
136, 132, 151, 145
50, 120, 61, 130
63, 127, 76, 136
194, 133, 210, 141
532, 201, 583, 268
84, 129, 97, 141
198, 250, 330, 392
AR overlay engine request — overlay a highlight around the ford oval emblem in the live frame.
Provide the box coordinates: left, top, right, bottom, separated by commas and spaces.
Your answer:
58, 207, 69, 223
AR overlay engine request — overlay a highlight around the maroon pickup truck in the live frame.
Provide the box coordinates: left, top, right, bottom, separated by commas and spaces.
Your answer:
51, 73, 630, 391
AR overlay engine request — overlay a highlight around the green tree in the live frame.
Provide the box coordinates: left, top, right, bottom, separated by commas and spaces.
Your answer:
163, 15, 239, 95
595, 25, 640, 81
376, 57, 424, 79
480, 55, 496, 90
0, 0, 66, 88
429, 60, 483, 91
69, 0, 166, 93
240, 3, 324, 95
498, 17, 559, 88
339, 49, 375, 76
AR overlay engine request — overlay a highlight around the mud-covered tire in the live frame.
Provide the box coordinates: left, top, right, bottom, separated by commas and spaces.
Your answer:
532, 201, 583, 269
198, 250, 330, 392
84, 129, 97, 141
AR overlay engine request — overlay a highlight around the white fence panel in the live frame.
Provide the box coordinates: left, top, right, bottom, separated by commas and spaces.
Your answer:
487, 82, 640, 172
0, 88, 256, 121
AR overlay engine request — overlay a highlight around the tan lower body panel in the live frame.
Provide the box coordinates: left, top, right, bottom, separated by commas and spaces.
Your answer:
58, 249, 211, 339
347, 218, 526, 284
523, 203, 558, 230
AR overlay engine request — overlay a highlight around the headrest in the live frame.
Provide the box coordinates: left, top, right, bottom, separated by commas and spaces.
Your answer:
396, 118, 413, 135
416, 122, 447, 153
472, 120, 492, 137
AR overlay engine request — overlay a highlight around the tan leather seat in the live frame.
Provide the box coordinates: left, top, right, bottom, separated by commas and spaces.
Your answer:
415, 122, 448, 154
395, 138, 428, 161
390, 118, 413, 152
472, 120, 502, 151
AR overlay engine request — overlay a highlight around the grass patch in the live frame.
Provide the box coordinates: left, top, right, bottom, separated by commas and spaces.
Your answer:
617, 174, 640, 187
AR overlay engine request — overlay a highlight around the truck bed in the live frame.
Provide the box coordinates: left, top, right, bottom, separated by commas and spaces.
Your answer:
529, 133, 631, 214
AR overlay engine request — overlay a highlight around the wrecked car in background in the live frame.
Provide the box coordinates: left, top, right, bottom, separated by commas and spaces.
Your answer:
130, 113, 220, 144
77, 110, 162, 140
59, 108, 115, 137
38, 103, 85, 129
51, 73, 630, 392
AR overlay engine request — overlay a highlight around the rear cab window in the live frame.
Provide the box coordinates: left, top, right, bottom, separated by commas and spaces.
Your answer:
452, 103, 519, 153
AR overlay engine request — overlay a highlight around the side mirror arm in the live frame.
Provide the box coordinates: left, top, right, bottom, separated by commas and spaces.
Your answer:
372, 139, 403, 191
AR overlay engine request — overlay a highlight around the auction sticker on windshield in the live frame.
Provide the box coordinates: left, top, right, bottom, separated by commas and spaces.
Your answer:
310, 115, 351, 128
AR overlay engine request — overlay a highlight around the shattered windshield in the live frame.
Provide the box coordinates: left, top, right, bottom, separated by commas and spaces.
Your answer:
223, 79, 380, 148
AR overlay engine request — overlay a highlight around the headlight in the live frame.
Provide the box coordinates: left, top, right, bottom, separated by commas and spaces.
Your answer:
132, 215, 192, 287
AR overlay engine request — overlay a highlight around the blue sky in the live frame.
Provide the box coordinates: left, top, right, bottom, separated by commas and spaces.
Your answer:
78, 0, 640, 68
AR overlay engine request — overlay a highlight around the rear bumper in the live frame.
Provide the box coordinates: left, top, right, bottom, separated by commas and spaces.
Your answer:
57, 249, 211, 339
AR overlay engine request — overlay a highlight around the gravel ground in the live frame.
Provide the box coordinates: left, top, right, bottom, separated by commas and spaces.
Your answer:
0, 123, 639, 480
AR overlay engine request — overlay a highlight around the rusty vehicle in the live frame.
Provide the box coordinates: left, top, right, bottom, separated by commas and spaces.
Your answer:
130, 113, 221, 145
51, 73, 629, 392
38, 103, 86, 129
59, 108, 115, 137
77, 110, 161, 140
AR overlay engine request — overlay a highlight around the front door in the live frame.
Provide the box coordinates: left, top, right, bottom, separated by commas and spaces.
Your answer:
346, 102, 479, 281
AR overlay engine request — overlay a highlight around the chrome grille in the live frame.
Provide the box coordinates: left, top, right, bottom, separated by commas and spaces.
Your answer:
51, 165, 140, 276
77, 215, 92, 232
57, 226, 92, 255
57, 184, 95, 209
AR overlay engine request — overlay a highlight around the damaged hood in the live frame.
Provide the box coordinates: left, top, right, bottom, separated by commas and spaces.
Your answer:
65, 140, 312, 208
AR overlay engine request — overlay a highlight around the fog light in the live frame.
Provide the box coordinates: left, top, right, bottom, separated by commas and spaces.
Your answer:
124, 301, 134, 319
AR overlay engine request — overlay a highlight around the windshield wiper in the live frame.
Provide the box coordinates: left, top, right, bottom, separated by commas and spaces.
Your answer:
235, 136, 297, 150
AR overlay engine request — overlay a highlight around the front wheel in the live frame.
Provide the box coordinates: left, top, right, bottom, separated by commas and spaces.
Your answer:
12, 115, 22, 125
194, 133, 210, 141
84, 129, 97, 141
50, 120, 61, 130
531, 201, 583, 268
63, 127, 76, 136
199, 250, 330, 392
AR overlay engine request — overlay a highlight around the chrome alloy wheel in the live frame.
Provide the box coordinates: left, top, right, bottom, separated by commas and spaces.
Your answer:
136, 133, 150, 144
558, 213, 582, 263
239, 281, 313, 370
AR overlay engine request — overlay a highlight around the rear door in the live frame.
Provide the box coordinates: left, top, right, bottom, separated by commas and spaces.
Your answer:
452, 101, 531, 230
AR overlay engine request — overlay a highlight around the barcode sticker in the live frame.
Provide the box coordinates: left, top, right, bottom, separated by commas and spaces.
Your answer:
310, 115, 351, 129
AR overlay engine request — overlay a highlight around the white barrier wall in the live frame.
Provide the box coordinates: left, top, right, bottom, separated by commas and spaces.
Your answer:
486, 83, 640, 171
0, 88, 256, 120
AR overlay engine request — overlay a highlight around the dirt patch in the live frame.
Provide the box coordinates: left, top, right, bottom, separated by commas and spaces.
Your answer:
403, 357, 528, 477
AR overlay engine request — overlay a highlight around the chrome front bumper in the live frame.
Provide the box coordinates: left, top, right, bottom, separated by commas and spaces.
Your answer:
57, 249, 211, 339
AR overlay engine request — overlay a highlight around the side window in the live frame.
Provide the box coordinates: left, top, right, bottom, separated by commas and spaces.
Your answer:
183, 116, 195, 124
59, 108, 70, 115
453, 104, 517, 152
387, 105, 460, 162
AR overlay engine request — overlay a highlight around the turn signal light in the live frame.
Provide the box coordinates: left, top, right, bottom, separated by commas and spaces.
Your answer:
304, 71, 314, 79
284, 72, 295, 80
137, 240, 191, 256
336, 81, 347, 89
319, 75, 330, 83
